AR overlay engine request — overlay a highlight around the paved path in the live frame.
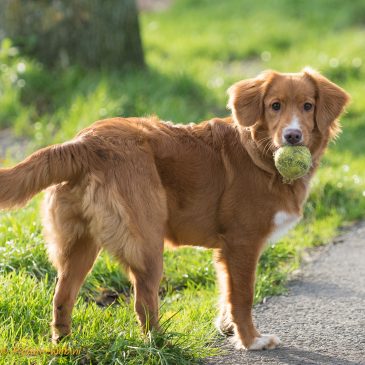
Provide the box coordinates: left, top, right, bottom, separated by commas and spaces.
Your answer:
205, 222, 365, 365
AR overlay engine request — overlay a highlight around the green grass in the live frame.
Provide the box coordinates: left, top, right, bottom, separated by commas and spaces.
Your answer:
1, 0, 365, 363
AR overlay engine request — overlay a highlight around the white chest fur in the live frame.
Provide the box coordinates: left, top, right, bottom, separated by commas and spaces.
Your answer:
268, 211, 301, 243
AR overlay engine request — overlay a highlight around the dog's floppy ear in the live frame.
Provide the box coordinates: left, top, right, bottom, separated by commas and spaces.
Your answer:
303, 68, 350, 136
227, 71, 274, 127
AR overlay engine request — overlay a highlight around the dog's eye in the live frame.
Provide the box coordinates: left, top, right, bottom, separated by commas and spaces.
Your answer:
304, 102, 313, 111
272, 102, 281, 111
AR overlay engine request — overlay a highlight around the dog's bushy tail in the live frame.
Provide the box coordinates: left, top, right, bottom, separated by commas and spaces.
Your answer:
0, 141, 88, 209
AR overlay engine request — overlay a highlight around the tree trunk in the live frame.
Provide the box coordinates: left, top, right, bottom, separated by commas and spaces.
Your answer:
0, 0, 144, 68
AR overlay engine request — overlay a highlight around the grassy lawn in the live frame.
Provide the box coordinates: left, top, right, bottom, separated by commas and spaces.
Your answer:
1, 0, 365, 363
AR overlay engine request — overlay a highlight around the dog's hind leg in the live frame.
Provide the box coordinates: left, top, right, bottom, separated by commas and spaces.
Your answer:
43, 185, 100, 343
110, 197, 165, 332
126, 243, 163, 331
51, 234, 99, 343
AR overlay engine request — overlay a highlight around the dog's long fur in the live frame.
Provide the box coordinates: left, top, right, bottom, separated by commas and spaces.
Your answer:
0, 68, 349, 350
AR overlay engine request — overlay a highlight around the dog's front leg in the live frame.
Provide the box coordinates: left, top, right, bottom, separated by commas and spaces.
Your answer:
214, 243, 280, 350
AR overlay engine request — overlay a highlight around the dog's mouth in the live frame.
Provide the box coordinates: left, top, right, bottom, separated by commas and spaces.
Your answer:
281, 142, 306, 148
274, 140, 307, 149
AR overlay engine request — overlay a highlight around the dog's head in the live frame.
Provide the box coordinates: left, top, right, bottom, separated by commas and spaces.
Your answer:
227, 68, 350, 155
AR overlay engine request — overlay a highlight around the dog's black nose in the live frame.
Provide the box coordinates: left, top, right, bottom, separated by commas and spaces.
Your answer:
284, 129, 302, 145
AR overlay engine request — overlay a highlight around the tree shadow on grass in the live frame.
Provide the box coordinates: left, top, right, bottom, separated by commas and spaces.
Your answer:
19, 64, 223, 136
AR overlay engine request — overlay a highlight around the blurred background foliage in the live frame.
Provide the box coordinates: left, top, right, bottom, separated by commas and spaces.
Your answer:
0, 0, 144, 68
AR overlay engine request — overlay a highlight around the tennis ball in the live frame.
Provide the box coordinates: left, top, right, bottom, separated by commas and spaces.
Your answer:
274, 146, 312, 182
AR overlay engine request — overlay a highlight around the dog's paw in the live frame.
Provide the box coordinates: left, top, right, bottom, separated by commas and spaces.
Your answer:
51, 333, 69, 345
215, 316, 235, 336
247, 334, 281, 350
51, 323, 71, 344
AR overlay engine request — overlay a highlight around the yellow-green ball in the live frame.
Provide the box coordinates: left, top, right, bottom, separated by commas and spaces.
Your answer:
274, 146, 312, 181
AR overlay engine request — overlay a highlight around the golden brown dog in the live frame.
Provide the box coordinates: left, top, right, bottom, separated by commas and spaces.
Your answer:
0, 68, 349, 350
